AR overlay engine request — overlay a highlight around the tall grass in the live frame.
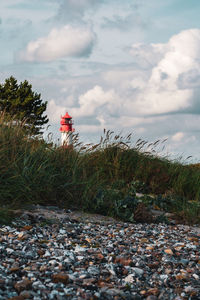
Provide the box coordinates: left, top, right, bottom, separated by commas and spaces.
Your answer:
0, 113, 83, 209
0, 113, 200, 224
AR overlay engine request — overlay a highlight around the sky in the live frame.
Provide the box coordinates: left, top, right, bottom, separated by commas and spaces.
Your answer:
1, 0, 200, 161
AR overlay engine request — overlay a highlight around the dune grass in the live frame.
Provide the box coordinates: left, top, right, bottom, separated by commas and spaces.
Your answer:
0, 113, 200, 225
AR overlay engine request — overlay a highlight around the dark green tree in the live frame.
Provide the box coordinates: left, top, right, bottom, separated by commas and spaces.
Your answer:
0, 76, 48, 135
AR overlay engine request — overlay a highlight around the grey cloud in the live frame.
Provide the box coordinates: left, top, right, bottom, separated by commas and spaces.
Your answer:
129, 43, 167, 68
55, 0, 100, 23
181, 88, 200, 115
177, 70, 200, 115
178, 69, 200, 89
102, 13, 147, 31
160, 72, 169, 80
100, 0, 149, 31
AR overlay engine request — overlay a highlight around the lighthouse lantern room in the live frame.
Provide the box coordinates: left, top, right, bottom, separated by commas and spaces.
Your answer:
60, 112, 75, 146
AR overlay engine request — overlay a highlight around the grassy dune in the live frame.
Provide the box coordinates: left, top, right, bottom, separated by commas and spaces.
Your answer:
0, 113, 200, 225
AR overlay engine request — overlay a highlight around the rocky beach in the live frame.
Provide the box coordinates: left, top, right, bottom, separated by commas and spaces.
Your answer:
0, 206, 199, 300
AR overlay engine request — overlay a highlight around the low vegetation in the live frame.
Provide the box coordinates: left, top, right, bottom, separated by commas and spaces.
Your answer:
0, 113, 200, 225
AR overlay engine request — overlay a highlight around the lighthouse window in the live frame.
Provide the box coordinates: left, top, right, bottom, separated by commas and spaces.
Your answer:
65, 118, 72, 124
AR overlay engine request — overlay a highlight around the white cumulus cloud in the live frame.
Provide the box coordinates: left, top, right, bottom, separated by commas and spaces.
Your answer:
71, 85, 117, 118
18, 25, 95, 62
171, 132, 185, 142
47, 99, 67, 123
133, 29, 200, 115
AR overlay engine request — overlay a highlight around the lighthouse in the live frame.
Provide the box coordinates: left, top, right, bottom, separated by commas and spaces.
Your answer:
60, 112, 75, 146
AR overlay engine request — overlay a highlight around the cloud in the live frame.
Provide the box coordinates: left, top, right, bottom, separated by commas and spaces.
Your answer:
131, 29, 200, 115
76, 124, 101, 133
102, 12, 147, 32
55, 0, 99, 23
18, 25, 95, 62
47, 99, 67, 123
129, 43, 167, 67
169, 131, 197, 158
178, 69, 200, 89
171, 132, 184, 142
71, 85, 117, 118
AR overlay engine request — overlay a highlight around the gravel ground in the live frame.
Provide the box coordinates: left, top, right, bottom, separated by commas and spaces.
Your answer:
0, 206, 199, 300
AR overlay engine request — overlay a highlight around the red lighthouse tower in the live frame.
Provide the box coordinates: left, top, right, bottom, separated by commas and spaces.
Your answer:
60, 112, 75, 146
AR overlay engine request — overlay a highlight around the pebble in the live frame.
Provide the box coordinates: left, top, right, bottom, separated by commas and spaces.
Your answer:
164, 248, 173, 255
0, 206, 199, 299
124, 274, 134, 283
132, 267, 144, 276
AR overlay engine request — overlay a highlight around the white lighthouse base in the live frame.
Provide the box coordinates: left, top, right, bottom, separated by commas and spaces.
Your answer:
61, 132, 73, 146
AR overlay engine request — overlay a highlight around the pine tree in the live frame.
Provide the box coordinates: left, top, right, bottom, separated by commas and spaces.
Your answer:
0, 76, 48, 135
